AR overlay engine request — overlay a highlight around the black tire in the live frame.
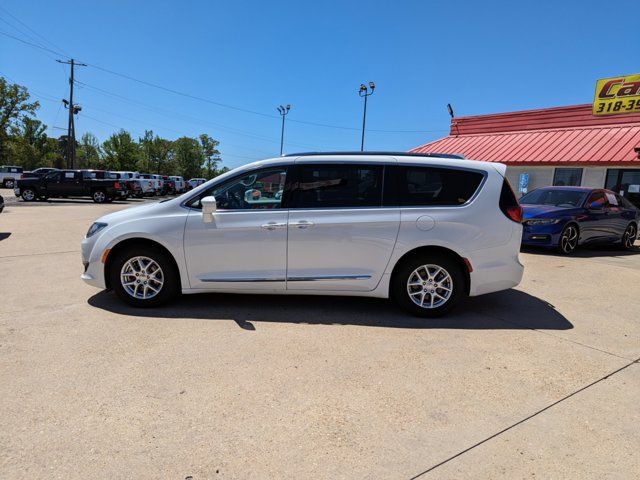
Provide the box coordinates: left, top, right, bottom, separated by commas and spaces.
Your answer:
21, 188, 37, 202
109, 245, 180, 307
557, 223, 579, 254
4, 179, 15, 189
621, 223, 637, 250
92, 190, 107, 203
392, 252, 466, 318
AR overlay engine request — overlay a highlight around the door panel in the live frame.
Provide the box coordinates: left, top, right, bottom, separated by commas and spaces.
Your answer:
286, 208, 400, 291
184, 209, 288, 289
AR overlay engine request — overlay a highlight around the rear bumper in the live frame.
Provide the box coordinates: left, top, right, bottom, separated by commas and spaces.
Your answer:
467, 226, 524, 296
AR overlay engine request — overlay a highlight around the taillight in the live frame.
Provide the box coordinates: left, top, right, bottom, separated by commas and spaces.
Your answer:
499, 179, 522, 223
114, 181, 121, 189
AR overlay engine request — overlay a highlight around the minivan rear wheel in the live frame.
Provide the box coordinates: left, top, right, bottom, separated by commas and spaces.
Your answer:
392, 253, 465, 317
109, 245, 179, 307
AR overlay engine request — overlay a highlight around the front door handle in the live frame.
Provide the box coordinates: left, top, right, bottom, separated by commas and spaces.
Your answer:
291, 220, 314, 229
260, 222, 286, 230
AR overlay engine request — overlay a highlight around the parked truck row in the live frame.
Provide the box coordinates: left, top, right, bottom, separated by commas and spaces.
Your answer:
2, 166, 205, 203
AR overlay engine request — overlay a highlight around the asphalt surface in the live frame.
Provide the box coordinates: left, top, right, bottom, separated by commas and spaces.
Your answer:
1, 190, 639, 479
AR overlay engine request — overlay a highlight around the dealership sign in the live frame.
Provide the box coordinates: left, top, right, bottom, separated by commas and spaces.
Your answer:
593, 74, 640, 116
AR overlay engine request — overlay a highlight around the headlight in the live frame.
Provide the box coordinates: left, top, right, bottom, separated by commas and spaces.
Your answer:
525, 218, 561, 226
86, 222, 108, 238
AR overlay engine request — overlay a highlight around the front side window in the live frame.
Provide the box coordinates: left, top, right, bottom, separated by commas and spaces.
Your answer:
553, 168, 583, 186
384, 165, 484, 206
586, 191, 606, 209
288, 164, 383, 209
187, 167, 287, 210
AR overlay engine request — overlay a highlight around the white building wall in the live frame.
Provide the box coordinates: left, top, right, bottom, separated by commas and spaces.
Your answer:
505, 166, 554, 196
582, 167, 607, 188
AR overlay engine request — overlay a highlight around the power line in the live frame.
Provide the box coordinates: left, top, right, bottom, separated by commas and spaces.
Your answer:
1, 28, 445, 135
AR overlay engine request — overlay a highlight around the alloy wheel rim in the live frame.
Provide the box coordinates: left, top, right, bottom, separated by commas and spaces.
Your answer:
120, 256, 164, 300
624, 225, 636, 249
561, 226, 578, 253
7, 180, 14, 188
94, 191, 105, 202
23, 190, 34, 201
406, 264, 453, 309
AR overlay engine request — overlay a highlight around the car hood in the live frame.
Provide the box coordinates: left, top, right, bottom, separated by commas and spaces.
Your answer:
522, 204, 582, 219
94, 199, 178, 225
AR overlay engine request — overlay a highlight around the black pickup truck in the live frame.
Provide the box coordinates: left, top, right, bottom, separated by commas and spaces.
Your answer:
15, 169, 128, 203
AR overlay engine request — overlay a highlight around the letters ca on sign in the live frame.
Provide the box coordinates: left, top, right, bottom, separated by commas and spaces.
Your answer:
593, 74, 640, 116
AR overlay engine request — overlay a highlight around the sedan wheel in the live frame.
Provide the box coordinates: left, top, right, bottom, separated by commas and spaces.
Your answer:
622, 224, 637, 250
558, 225, 578, 254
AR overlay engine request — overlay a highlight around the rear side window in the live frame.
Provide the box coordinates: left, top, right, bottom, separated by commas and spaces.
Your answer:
289, 164, 383, 209
384, 165, 484, 206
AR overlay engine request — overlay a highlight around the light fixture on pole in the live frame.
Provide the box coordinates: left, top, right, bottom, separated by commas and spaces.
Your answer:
277, 104, 291, 156
358, 81, 375, 151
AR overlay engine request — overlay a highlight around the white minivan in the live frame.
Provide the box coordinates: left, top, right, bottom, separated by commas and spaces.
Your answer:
81, 153, 524, 317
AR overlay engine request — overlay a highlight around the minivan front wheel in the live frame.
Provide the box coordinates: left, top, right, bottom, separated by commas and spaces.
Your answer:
392, 253, 465, 317
109, 246, 179, 307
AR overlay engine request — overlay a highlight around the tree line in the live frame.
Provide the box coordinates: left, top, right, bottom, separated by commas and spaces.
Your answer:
0, 77, 228, 179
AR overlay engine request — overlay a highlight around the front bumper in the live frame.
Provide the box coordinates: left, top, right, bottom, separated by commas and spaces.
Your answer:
521, 223, 564, 247
81, 236, 107, 289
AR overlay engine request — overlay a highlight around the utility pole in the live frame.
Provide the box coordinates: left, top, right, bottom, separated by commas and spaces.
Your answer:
277, 105, 291, 156
358, 82, 375, 151
57, 59, 86, 169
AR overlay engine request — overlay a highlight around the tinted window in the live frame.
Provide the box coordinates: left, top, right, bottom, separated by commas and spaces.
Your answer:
187, 167, 287, 210
384, 166, 484, 206
586, 191, 606, 209
289, 164, 382, 209
553, 168, 583, 186
520, 189, 588, 207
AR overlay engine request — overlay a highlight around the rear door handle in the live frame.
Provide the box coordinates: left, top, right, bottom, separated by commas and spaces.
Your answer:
291, 220, 314, 229
260, 222, 286, 230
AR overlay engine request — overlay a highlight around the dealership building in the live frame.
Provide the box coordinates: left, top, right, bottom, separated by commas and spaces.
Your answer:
410, 104, 640, 208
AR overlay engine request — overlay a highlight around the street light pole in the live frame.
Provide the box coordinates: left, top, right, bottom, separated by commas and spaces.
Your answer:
277, 104, 291, 156
359, 81, 375, 151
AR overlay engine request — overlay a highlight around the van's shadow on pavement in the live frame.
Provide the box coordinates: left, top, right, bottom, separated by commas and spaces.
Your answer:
88, 289, 572, 331
0, 232, 11, 241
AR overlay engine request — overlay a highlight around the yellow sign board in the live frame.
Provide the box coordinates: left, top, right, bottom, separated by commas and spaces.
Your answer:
593, 74, 640, 115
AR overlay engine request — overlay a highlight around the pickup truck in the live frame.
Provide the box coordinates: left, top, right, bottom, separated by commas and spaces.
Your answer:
0, 165, 24, 189
15, 169, 128, 203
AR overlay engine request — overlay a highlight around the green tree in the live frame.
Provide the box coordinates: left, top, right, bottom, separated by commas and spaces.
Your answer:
172, 136, 204, 179
199, 134, 221, 179
6, 117, 58, 170
77, 132, 102, 169
102, 130, 141, 171
138, 130, 173, 174
0, 77, 40, 163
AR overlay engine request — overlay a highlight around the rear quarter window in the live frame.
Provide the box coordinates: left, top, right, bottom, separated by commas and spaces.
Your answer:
384, 165, 485, 206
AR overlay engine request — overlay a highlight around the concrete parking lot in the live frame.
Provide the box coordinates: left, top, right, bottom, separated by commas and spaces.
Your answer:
1, 190, 639, 479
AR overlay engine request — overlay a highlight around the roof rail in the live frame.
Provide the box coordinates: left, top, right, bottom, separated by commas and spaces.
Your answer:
283, 151, 465, 160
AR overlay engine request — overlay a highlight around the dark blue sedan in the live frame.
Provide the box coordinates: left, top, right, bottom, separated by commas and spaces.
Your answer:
520, 186, 638, 254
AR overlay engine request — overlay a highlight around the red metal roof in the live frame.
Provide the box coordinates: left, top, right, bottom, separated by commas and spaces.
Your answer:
411, 104, 640, 165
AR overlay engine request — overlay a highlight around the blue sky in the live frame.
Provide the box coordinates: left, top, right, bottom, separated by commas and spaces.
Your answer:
2, 0, 638, 169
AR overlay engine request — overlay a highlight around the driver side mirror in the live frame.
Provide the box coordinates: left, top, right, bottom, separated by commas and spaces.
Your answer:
588, 201, 603, 210
201, 196, 217, 223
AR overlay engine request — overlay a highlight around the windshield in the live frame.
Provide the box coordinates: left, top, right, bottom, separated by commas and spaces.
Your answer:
520, 189, 588, 207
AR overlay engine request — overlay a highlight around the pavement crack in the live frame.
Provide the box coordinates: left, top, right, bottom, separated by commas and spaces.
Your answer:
408, 356, 640, 479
